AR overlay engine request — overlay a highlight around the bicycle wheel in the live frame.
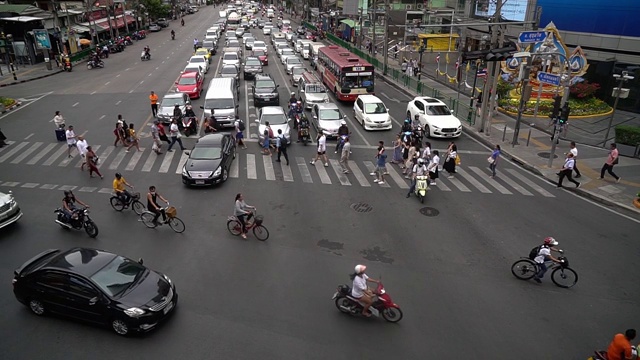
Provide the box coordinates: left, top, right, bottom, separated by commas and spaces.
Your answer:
511, 259, 537, 280
253, 225, 269, 241
140, 212, 157, 228
168, 217, 185, 233
110, 197, 124, 211
227, 219, 242, 236
132, 200, 145, 215
551, 267, 578, 288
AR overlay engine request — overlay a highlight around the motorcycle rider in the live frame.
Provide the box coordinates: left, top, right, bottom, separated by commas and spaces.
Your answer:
101, 44, 109, 58
173, 104, 183, 128
113, 173, 134, 207
350, 265, 380, 317
406, 158, 429, 198
401, 118, 412, 133
606, 329, 638, 360
193, 38, 198, 51
61, 190, 89, 222
297, 113, 310, 143
335, 120, 349, 153
183, 104, 197, 135
287, 92, 298, 127
171, 29, 175, 40
147, 185, 169, 225
181, 18, 185, 26
533, 237, 563, 283
143, 45, 151, 59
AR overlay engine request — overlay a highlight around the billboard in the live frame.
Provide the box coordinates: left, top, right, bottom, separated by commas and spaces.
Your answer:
474, 0, 529, 22
33, 29, 52, 50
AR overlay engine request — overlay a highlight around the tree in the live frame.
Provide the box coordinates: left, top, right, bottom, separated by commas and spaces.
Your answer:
139, 0, 170, 20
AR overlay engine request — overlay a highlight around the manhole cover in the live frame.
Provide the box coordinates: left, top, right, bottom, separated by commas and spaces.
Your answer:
537, 152, 558, 159
350, 202, 373, 213
419, 207, 440, 217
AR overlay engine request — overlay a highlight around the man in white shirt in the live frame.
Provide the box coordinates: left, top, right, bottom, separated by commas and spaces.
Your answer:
310, 133, 328, 167
166, 119, 186, 152
427, 150, 440, 185
569, 141, 581, 178
76, 135, 88, 170
557, 152, 580, 188
65, 125, 77, 158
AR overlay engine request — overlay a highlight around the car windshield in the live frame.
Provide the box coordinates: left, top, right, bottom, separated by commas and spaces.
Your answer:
253, 50, 265, 56
292, 67, 305, 75
253, 42, 265, 48
319, 108, 342, 120
190, 57, 205, 63
365, 103, 387, 114
190, 146, 222, 160
203, 41, 214, 48
245, 59, 261, 66
205, 98, 235, 109
426, 105, 451, 115
306, 84, 325, 93
260, 113, 287, 125
184, 66, 201, 74
224, 53, 238, 60
221, 66, 237, 74
255, 80, 275, 89
178, 77, 197, 85
161, 97, 185, 107
90, 256, 146, 297
287, 58, 302, 65
282, 50, 294, 55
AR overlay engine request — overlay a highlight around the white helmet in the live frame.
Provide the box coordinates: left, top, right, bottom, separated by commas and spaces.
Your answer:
341, 120, 346, 125
418, 158, 425, 165
354, 264, 367, 274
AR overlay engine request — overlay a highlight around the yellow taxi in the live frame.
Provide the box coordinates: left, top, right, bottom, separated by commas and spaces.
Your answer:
194, 48, 212, 63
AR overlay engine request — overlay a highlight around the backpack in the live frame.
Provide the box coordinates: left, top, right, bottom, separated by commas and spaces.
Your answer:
528, 245, 542, 260
268, 127, 274, 139
237, 120, 245, 131
279, 135, 288, 148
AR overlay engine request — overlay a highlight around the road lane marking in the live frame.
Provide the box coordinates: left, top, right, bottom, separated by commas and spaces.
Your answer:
98, 188, 112, 194
116, 74, 121, 77
263, 155, 276, 180
95, 146, 115, 169
456, 168, 491, 193
10, 142, 41, 164
312, 160, 332, 184
295, 157, 313, 183
247, 154, 257, 179
24, 133, 34, 140
99, 115, 106, 120
0, 140, 15, 151
40, 184, 57, 189
141, 150, 158, 172
176, 152, 189, 174
363, 161, 390, 187
21, 183, 39, 188
230, 155, 239, 177
27, 143, 56, 165
384, 163, 409, 189
496, 172, 534, 196
42, 145, 67, 166
0, 92, 52, 121
468, 166, 512, 194
109, 148, 128, 169
105, 81, 110, 85
505, 169, 555, 197
72, 102, 79, 107
58, 185, 77, 191
158, 150, 176, 173
348, 160, 370, 186
79, 187, 97, 192
0, 142, 28, 163
280, 160, 294, 181
115, 101, 121, 105
329, 159, 351, 185
446, 176, 471, 192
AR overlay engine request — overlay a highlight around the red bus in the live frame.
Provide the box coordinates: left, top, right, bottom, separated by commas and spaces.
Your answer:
316, 45, 375, 101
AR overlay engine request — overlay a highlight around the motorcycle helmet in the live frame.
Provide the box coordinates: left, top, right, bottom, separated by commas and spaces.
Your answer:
418, 158, 425, 165
544, 237, 558, 246
341, 120, 346, 125
115, 172, 122, 179
404, 118, 410, 123
354, 264, 367, 274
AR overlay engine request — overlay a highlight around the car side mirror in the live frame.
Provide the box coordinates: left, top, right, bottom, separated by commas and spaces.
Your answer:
276, 84, 280, 88
200, 105, 204, 109
138, 258, 144, 265
175, 81, 178, 85
185, 151, 190, 155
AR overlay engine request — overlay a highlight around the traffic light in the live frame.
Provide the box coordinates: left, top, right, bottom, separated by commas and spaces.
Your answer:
461, 41, 517, 63
558, 104, 570, 125
549, 96, 562, 119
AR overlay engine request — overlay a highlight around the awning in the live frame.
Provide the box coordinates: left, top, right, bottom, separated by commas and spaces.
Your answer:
114, 15, 136, 28
78, 21, 109, 33
71, 24, 91, 33
0, 16, 44, 22
340, 19, 355, 27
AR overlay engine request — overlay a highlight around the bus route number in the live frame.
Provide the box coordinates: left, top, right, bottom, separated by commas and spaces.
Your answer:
352, 66, 365, 71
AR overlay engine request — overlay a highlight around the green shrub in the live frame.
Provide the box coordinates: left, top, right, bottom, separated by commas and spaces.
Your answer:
498, 97, 611, 116
614, 125, 640, 146
0, 97, 15, 107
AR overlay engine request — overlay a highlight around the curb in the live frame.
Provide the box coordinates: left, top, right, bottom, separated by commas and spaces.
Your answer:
376, 70, 640, 215
0, 100, 23, 113
0, 69, 64, 88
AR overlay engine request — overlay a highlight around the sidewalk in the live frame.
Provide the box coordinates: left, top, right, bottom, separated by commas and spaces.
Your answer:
0, 62, 63, 87
290, 16, 640, 215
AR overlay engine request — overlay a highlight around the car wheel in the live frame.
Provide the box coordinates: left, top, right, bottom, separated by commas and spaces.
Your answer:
222, 168, 228, 182
425, 125, 431, 138
111, 318, 130, 336
29, 299, 45, 316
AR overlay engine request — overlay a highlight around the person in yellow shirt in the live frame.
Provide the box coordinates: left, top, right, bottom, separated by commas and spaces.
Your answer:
113, 173, 134, 206
149, 91, 159, 117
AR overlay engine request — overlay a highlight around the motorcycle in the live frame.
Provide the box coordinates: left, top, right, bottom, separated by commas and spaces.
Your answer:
62, 56, 72, 72
414, 175, 429, 203
99, 48, 109, 58
181, 116, 197, 137
171, 32, 175, 40
413, 126, 424, 144
87, 59, 104, 69
141, 50, 151, 61
54, 207, 99, 238
123, 36, 133, 46
332, 281, 403, 323
299, 125, 310, 145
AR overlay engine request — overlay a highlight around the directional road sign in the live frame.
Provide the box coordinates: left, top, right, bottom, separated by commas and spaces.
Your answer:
537, 72, 561, 86
518, 31, 547, 43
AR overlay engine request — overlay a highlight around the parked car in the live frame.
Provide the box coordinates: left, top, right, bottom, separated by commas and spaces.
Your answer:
252, 74, 279, 107
175, 71, 204, 99
157, 93, 190, 124
156, 18, 170, 27
312, 103, 345, 139
181, 134, 236, 186
243, 56, 263, 79
405, 96, 462, 138
182, 64, 205, 79
219, 64, 240, 81
12, 247, 177, 336
0, 190, 22, 229
257, 106, 291, 144
148, 23, 162, 32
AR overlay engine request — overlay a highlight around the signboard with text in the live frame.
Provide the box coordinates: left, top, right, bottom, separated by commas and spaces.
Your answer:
33, 29, 52, 50
474, 0, 529, 22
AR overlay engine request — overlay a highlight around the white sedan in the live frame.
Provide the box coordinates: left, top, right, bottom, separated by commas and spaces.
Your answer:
405, 96, 462, 138
188, 55, 209, 73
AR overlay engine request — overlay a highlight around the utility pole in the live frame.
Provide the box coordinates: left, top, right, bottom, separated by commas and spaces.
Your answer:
382, 0, 389, 74
372, 4, 376, 55
477, 0, 501, 134
357, 8, 363, 49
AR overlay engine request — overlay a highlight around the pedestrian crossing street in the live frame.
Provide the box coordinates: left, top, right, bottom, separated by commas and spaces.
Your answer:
0, 140, 556, 197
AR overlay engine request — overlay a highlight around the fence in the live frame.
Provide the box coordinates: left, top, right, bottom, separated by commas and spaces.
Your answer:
304, 21, 476, 125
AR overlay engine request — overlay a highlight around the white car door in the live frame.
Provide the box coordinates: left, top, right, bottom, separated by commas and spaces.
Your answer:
354, 98, 363, 125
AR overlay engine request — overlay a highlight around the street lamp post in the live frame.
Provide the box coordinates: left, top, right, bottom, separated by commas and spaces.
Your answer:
417, 44, 425, 80
603, 71, 634, 147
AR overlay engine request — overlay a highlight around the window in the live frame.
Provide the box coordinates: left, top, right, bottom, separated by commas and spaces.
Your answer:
365, 103, 386, 114
426, 105, 452, 116
68, 276, 97, 298
190, 147, 222, 160
414, 101, 424, 112
356, 98, 363, 111
205, 98, 235, 110
90, 256, 146, 297
178, 77, 197, 85
36, 272, 69, 290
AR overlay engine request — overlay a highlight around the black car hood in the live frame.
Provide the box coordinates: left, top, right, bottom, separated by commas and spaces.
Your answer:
119, 270, 170, 308
185, 158, 222, 173
245, 65, 262, 72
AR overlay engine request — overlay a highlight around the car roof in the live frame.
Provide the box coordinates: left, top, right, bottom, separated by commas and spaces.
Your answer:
416, 96, 446, 105
255, 74, 274, 81
358, 94, 383, 102
245, 56, 260, 61
180, 72, 198, 78
261, 106, 285, 115
315, 103, 339, 110
196, 133, 225, 145
163, 93, 185, 99
43, 247, 119, 277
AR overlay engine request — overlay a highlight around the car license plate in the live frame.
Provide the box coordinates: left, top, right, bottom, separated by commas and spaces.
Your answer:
163, 301, 174, 314
195, 180, 205, 185
331, 292, 339, 300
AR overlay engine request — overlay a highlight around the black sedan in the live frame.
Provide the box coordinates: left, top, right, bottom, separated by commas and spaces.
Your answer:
12, 248, 177, 336
181, 133, 236, 186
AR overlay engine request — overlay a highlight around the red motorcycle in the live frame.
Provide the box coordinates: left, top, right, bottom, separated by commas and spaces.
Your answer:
332, 282, 403, 322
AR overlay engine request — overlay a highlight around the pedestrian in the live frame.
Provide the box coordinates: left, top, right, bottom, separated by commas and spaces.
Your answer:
403, 141, 417, 177
53, 110, 65, 129
126, 123, 141, 152
157, 121, 171, 144
310, 133, 328, 166
65, 125, 77, 158
557, 153, 580, 188
167, 119, 186, 152
0, 128, 7, 147
422, 141, 432, 162
412, 59, 418, 76
85, 146, 103, 179
427, 150, 440, 185
261, 129, 272, 156
391, 135, 403, 164
234, 117, 247, 149
401, 59, 408, 73
406, 62, 414, 77
149, 91, 159, 117
371, 141, 387, 185
275, 129, 289, 165
475, 91, 483, 117
599, 143, 621, 183
150, 120, 162, 154
340, 137, 351, 174
488, 144, 501, 178
114, 122, 126, 146
193, 38, 199, 52
76, 135, 88, 170
443, 143, 458, 178
568, 141, 581, 178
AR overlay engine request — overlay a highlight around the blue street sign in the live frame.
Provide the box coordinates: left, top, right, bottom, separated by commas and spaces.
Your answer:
537, 71, 561, 86
518, 31, 547, 43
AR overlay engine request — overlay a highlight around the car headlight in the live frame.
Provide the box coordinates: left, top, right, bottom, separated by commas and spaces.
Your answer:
365, 117, 371, 123
124, 307, 145, 318
182, 167, 188, 176
193, 87, 198, 92
324, 99, 329, 103
213, 167, 222, 177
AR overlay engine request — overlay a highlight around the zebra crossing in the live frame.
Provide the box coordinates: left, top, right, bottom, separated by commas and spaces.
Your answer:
0, 140, 556, 197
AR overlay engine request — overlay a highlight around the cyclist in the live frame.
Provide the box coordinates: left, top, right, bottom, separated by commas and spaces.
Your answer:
147, 185, 169, 225
533, 237, 563, 283
606, 329, 638, 360
234, 193, 256, 239
62, 190, 89, 221
113, 173, 134, 207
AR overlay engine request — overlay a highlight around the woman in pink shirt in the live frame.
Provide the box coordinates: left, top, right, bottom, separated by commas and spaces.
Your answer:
600, 143, 620, 183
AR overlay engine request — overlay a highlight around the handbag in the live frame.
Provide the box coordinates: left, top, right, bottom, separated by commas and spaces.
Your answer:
455, 154, 461, 166
487, 157, 495, 164
91, 155, 99, 165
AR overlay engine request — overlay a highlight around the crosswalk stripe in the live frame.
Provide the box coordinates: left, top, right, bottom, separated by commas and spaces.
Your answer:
385, 165, 409, 189
21, 183, 39, 188
296, 157, 312, 183
468, 166, 512, 194
125, 148, 146, 171
456, 168, 491, 193
433, 176, 452, 191
329, 159, 351, 185
0, 141, 16, 152
229, 155, 239, 178
348, 160, 370, 187
313, 161, 332, 184
43, 145, 68, 166
247, 154, 257, 179
0, 141, 29, 163
363, 161, 389, 187
158, 150, 176, 173
141, 150, 157, 172
58, 153, 76, 167
505, 169, 555, 197
447, 176, 472, 192
79, 186, 97, 192
175, 152, 189, 174
496, 171, 534, 196
96, 146, 115, 169
280, 160, 294, 181
109, 148, 129, 170
11, 142, 42, 164
263, 155, 276, 181
28, 143, 57, 165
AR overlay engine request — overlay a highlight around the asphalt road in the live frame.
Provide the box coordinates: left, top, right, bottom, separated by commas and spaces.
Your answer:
1, 6, 640, 360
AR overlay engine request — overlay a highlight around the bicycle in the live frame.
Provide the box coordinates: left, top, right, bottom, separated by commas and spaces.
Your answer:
140, 206, 185, 233
511, 255, 578, 288
226, 212, 269, 241
110, 191, 144, 215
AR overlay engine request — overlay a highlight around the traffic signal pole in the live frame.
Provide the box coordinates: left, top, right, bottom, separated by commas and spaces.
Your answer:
511, 52, 532, 146
478, 0, 502, 135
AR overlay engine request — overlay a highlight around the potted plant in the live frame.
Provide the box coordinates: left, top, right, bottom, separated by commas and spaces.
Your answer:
614, 125, 640, 157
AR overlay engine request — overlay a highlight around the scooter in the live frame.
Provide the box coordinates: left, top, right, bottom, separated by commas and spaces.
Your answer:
87, 58, 104, 69
141, 50, 151, 61
414, 175, 429, 203
63, 56, 72, 72
332, 281, 403, 323
182, 116, 197, 137
54, 207, 99, 238
298, 124, 310, 145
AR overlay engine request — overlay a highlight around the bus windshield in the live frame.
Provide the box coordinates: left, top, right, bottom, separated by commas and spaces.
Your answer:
339, 73, 374, 89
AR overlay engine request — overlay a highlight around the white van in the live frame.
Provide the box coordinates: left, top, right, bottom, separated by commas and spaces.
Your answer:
201, 78, 239, 128
295, 39, 312, 54
353, 95, 393, 131
301, 42, 313, 60
310, 43, 324, 69
266, 9, 274, 18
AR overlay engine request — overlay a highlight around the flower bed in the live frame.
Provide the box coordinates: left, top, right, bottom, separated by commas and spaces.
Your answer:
498, 97, 612, 117
0, 97, 16, 107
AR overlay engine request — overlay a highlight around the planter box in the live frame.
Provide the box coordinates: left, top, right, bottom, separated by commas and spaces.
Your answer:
616, 143, 639, 158
0, 104, 4, 113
